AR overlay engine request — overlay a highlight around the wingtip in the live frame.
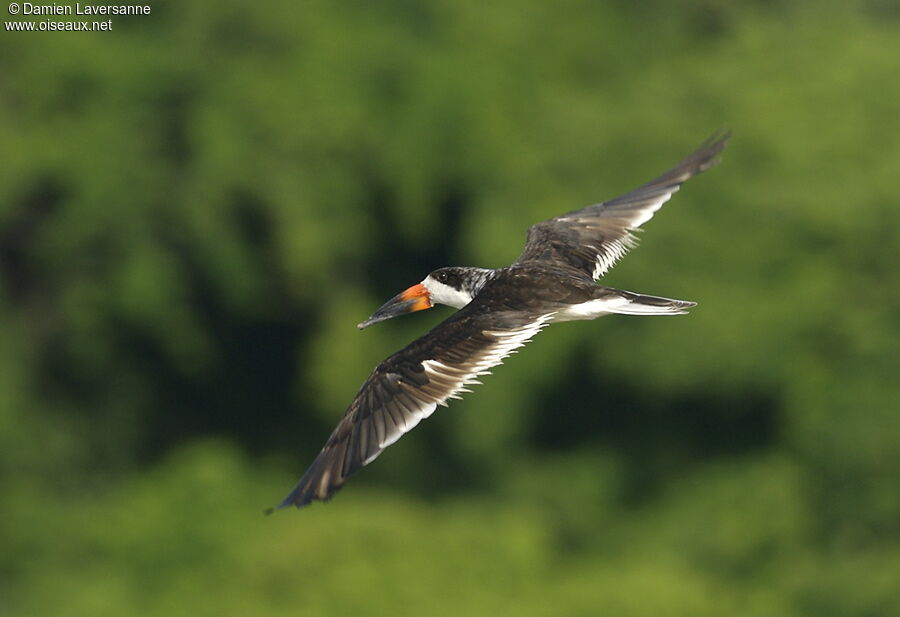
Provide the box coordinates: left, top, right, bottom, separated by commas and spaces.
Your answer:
707, 126, 732, 151
701, 126, 732, 147
273, 468, 343, 512
274, 488, 314, 511
696, 127, 732, 167
710, 126, 732, 141
267, 495, 306, 513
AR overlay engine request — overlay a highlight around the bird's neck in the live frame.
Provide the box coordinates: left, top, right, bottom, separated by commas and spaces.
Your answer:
461, 267, 497, 297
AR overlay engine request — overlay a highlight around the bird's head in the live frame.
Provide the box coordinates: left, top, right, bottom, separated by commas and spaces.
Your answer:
357, 267, 492, 329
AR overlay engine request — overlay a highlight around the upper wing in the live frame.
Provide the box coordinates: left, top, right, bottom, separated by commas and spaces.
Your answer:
275, 304, 555, 509
516, 130, 730, 279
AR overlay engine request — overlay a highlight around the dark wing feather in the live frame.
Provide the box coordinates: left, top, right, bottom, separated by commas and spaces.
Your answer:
516, 130, 730, 279
275, 304, 554, 509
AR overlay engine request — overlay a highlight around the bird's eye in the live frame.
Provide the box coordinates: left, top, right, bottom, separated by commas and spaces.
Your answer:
438, 272, 447, 282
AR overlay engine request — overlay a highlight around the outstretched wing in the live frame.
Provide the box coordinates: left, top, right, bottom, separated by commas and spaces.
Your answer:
275, 305, 555, 509
516, 130, 730, 279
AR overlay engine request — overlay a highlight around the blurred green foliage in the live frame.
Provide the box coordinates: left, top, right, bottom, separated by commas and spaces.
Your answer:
2, 0, 899, 615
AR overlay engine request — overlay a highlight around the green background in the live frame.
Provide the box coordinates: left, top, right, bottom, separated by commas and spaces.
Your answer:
2, 1, 899, 615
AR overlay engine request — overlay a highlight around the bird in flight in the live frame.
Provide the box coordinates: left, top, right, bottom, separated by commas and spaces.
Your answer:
274, 130, 730, 509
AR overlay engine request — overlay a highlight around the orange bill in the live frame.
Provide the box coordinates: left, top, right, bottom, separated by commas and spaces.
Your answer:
357, 283, 433, 329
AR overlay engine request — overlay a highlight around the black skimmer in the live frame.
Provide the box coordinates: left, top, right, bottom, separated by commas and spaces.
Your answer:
275, 130, 730, 509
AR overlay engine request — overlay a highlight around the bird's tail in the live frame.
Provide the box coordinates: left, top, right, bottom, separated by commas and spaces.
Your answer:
598, 288, 696, 316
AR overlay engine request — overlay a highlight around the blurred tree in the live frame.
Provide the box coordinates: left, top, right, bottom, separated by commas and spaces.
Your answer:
0, 0, 898, 615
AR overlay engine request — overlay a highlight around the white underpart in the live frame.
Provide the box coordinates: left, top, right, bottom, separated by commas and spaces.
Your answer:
556, 297, 690, 321
422, 275, 474, 308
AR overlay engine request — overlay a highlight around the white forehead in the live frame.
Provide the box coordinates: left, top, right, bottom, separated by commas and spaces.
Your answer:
422, 275, 473, 309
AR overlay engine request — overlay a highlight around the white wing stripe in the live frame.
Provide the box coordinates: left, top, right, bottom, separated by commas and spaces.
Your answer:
376, 397, 438, 450
421, 313, 555, 406
364, 313, 556, 468
591, 234, 638, 280
566, 188, 679, 280
625, 187, 680, 227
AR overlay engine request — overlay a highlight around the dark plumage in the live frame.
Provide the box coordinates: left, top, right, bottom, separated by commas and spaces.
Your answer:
274, 130, 730, 509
